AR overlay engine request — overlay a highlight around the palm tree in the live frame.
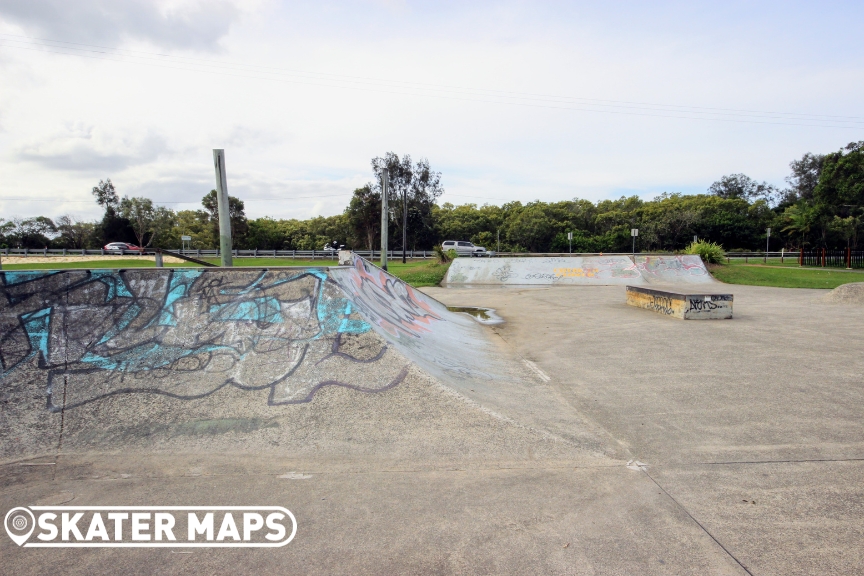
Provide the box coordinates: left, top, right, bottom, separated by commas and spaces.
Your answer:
781, 204, 815, 249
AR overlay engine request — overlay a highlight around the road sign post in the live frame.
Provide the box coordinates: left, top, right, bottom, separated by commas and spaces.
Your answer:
568, 231, 572, 254
765, 227, 771, 263
631, 228, 638, 257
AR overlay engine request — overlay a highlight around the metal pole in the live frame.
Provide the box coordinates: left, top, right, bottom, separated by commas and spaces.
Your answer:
402, 188, 407, 264
213, 149, 233, 267
765, 227, 770, 263
380, 168, 389, 271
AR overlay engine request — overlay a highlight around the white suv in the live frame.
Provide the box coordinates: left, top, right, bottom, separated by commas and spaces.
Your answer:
441, 240, 490, 257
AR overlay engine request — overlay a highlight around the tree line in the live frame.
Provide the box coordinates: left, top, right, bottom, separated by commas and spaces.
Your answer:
2, 143, 861, 253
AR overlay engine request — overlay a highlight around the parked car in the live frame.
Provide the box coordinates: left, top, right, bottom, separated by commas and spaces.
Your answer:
103, 242, 142, 253
441, 240, 491, 257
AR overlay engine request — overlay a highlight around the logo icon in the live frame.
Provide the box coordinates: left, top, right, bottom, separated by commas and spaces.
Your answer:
4, 507, 36, 546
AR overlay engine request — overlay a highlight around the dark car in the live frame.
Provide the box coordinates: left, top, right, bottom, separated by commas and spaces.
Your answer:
103, 242, 142, 253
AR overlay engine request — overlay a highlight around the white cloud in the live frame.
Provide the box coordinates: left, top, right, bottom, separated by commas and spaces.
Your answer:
0, 0, 244, 50
16, 125, 169, 172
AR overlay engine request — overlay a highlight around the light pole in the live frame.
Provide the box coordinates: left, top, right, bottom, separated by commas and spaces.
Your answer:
380, 168, 389, 271
402, 187, 407, 264
213, 149, 233, 267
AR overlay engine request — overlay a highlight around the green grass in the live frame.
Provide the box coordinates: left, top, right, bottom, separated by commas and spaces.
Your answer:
385, 261, 451, 287
711, 263, 864, 289
1, 257, 450, 288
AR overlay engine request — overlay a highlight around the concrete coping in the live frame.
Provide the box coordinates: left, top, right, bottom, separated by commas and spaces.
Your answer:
625, 285, 733, 300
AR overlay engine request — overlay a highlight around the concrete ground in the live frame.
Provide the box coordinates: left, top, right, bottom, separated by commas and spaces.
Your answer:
424, 284, 864, 575
3, 283, 862, 574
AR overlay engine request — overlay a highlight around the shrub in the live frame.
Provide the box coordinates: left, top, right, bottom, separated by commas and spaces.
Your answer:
685, 240, 725, 264
433, 245, 451, 263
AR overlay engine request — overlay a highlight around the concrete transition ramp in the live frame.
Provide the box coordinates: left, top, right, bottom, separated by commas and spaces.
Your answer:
822, 282, 864, 305
445, 254, 715, 285
0, 256, 604, 464
634, 255, 715, 284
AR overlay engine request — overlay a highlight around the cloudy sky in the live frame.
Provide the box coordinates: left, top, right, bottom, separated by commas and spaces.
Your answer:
0, 0, 862, 222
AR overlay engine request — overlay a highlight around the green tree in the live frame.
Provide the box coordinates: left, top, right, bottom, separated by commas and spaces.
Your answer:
91, 179, 119, 211
345, 184, 380, 249
55, 215, 97, 249
709, 174, 778, 204
782, 152, 825, 205
505, 202, 556, 252
202, 190, 249, 246
0, 216, 58, 248
91, 178, 135, 245
168, 210, 216, 249
781, 204, 817, 249
370, 153, 443, 252
114, 197, 176, 248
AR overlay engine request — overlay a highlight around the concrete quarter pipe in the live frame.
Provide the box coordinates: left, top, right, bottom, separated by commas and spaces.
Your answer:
0, 256, 523, 459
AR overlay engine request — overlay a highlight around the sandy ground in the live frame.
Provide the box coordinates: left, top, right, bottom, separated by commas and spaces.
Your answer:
0, 254, 188, 264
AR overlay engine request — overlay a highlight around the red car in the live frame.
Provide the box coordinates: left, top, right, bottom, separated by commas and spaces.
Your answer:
103, 242, 142, 253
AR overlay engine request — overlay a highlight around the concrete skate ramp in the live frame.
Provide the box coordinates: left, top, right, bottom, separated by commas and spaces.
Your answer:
444, 254, 715, 285
635, 255, 715, 284
1, 258, 565, 462
822, 282, 864, 305
445, 256, 644, 285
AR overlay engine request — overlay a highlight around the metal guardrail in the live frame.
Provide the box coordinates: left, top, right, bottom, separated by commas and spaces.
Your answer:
1, 248, 859, 268
0, 248, 432, 260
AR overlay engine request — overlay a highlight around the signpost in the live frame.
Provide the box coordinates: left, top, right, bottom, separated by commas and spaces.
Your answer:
568, 231, 572, 254
181, 235, 192, 253
765, 227, 771, 263
631, 228, 638, 257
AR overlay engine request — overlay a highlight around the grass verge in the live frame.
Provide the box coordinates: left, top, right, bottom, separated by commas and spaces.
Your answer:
385, 261, 451, 287
710, 263, 864, 289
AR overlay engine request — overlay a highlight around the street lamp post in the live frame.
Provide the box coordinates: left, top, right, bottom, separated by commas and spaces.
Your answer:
402, 188, 407, 264
380, 169, 389, 271
213, 149, 233, 267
